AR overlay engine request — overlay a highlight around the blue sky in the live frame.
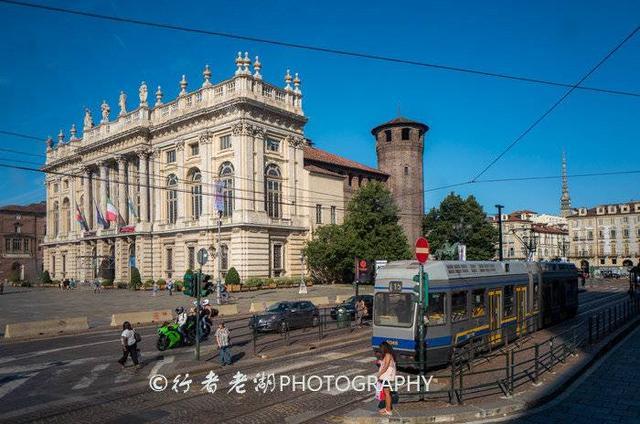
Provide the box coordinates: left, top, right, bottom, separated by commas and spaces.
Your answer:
0, 0, 638, 215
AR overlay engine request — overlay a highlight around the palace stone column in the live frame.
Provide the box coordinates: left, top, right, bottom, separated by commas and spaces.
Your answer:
137, 150, 149, 223
98, 160, 108, 227
82, 167, 93, 229
116, 155, 127, 224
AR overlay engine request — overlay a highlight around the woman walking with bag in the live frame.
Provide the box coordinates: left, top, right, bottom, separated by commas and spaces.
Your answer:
118, 321, 141, 368
376, 341, 397, 416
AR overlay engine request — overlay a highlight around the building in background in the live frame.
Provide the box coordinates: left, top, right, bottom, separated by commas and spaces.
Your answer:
41, 53, 412, 282
1, 202, 46, 283
567, 201, 640, 271
492, 210, 569, 261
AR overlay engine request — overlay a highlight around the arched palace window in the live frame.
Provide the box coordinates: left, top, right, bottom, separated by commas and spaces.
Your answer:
167, 174, 178, 224
61, 198, 71, 234
219, 162, 234, 217
52, 201, 59, 236
264, 164, 282, 218
189, 169, 202, 220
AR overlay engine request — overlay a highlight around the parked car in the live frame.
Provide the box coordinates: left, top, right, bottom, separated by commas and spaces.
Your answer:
249, 301, 319, 333
330, 295, 373, 320
601, 269, 621, 279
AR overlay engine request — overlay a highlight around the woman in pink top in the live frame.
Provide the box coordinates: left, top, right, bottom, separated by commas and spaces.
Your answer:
376, 341, 397, 416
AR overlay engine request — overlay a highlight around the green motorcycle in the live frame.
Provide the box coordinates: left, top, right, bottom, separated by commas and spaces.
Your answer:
156, 319, 196, 351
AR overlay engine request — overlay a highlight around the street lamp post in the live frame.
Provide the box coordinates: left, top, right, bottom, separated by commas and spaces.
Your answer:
495, 204, 504, 261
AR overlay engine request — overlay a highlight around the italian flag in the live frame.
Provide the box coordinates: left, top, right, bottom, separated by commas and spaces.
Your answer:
105, 198, 119, 222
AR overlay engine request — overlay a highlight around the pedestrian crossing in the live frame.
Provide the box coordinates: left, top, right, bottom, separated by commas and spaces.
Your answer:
0, 353, 178, 404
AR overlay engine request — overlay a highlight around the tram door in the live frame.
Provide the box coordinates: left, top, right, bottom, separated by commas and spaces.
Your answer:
516, 286, 527, 336
488, 289, 502, 345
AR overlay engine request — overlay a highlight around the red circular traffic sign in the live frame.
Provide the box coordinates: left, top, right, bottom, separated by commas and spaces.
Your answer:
415, 237, 430, 264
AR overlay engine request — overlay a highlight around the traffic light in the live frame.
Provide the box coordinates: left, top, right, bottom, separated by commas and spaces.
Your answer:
412, 271, 429, 309
355, 258, 374, 283
183, 271, 194, 297
200, 274, 214, 297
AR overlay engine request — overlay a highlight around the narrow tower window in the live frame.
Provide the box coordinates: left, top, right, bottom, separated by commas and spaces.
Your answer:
384, 130, 392, 142
404, 166, 409, 176
401, 128, 411, 140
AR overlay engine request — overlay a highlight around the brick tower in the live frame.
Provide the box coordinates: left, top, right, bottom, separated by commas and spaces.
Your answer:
372, 117, 429, 246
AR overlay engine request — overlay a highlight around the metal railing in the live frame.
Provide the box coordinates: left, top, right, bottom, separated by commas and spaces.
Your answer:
250, 306, 364, 354
400, 296, 640, 405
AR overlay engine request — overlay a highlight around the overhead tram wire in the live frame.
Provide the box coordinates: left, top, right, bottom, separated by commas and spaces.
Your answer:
469, 24, 640, 183
1, 0, 639, 98
1, 129, 357, 204
0, 160, 428, 219
3, 160, 639, 218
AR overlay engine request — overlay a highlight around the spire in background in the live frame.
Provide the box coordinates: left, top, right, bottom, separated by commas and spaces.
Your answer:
560, 150, 572, 217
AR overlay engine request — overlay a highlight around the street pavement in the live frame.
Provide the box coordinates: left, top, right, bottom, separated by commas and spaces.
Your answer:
0, 283, 370, 331
0, 278, 631, 423
503, 322, 640, 424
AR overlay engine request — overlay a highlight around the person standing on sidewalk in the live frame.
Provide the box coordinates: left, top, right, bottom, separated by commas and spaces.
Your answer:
215, 321, 232, 366
376, 341, 397, 416
118, 321, 140, 368
355, 298, 366, 328
167, 278, 174, 296
0, 278, 5, 295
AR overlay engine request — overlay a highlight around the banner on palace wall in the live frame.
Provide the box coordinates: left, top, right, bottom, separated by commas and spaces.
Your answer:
214, 180, 225, 213
119, 226, 136, 233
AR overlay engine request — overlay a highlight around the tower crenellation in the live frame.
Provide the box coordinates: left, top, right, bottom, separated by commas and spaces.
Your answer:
372, 116, 429, 247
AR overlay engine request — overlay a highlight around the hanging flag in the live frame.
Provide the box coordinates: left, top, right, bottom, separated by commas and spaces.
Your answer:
127, 198, 138, 219
75, 202, 89, 231
95, 201, 108, 229
214, 180, 225, 213
105, 198, 119, 222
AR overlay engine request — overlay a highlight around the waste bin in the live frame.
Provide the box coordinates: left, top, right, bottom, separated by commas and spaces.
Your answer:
336, 307, 350, 329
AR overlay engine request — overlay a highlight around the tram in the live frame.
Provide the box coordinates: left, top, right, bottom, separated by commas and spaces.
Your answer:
372, 260, 578, 367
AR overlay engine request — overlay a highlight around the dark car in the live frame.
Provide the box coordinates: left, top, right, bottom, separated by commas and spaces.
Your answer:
330, 295, 373, 320
249, 301, 319, 333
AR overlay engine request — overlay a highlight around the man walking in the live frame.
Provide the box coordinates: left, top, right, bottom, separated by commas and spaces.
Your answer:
215, 322, 232, 366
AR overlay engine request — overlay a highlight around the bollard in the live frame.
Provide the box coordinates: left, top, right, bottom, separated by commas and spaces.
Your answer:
534, 343, 540, 383
505, 351, 510, 388
458, 362, 464, 404
449, 351, 456, 405
549, 338, 555, 368
252, 316, 257, 354
510, 350, 515, 395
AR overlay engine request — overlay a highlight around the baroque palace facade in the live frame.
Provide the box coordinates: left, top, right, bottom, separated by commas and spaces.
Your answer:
41, 52, 419, 283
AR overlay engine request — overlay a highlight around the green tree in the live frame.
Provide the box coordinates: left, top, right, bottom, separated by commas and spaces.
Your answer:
40, 270, 52, 285
225, 267, 240, 285
344, 181, 412, 261
129, 266, 142, 290
422, 192, 497, 260
304, 181, 411, 283
304, 224, 355, 283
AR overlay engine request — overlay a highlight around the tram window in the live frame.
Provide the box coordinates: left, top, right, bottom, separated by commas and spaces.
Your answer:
374, 293, 414, 328
503, 285, 514, 317
427, 292, 446, 326
472, 289, 486, 317
532, 282, 539, 310
451, 291, 468, 322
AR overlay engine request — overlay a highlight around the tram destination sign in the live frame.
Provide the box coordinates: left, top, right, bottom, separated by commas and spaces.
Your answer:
415, 237, 430, 264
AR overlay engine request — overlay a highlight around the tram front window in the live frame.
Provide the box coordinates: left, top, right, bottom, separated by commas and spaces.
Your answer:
374, 293, 415, 327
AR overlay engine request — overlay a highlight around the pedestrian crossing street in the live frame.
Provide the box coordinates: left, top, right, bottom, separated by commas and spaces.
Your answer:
0, 345, 378, 415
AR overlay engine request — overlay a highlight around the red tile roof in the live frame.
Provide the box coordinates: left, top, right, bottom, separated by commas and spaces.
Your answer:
371, 116, 429, 135
303, 164, 345, 178
303, 146, 388, 176
0, 201, 46, 215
